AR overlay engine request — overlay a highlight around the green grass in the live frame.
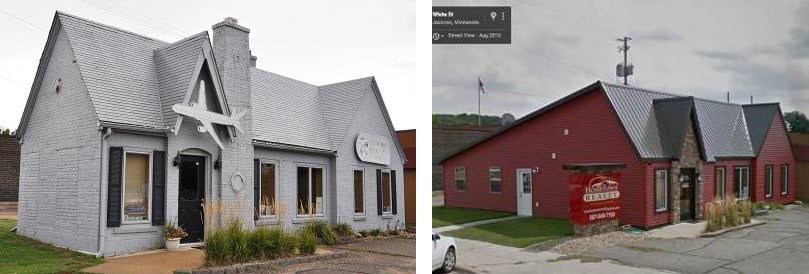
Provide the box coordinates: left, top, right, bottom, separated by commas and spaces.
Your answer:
432, 206, 513, 228
0, 219, 104, 273
443, 217, 572, 248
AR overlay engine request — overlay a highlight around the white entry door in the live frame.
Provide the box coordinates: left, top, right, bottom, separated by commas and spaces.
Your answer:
516, 169, 533, 216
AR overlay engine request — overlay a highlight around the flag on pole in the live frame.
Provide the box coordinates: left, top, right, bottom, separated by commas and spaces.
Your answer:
478, 77, 486, 94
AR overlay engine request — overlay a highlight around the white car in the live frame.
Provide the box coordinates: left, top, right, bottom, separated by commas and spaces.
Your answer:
432, 233, 457, 272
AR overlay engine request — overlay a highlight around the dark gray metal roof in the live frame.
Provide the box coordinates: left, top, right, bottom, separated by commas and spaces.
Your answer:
743, 103, 781, 155
602, 82, 754, 162
653, 97, 694, 158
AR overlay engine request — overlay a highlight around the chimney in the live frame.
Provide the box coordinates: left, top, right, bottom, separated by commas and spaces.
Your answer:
211, 17, 255, 226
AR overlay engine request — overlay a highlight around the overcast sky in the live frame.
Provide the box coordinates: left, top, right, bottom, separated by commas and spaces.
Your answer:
0, 0, 416, 130
434, 0, 809, 119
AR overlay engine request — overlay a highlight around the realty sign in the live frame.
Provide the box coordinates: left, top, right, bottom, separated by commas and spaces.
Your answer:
569, 173, 621, 225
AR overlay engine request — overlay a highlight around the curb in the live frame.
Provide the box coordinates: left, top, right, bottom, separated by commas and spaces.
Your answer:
700, 220, 766, 237
174, 250, 350, 274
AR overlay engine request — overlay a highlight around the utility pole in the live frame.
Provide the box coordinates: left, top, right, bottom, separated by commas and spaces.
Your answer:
616, 37, 632, 85
727, 91, 730, 103
750, 95, 753, 104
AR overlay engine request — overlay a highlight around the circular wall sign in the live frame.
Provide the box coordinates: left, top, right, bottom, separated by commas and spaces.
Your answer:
230, 171, 245, 192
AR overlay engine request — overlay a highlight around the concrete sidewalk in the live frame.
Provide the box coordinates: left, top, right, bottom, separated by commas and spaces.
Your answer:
452, 238, 665, 274
83, 248, 204, 274
433, 216, 521, 233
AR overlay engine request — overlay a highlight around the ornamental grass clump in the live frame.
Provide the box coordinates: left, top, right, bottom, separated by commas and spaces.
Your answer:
300, 220, 338, 245
704, 199, 753, 233
202, 217, 314, 267
297, 232, 317, 255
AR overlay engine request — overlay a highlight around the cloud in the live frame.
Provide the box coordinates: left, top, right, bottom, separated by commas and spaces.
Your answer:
633, 28, 684, 42
695, 50, 748, 61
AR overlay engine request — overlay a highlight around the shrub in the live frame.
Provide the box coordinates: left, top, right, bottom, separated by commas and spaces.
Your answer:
203, 219, 312, 266
297, 232, 317, 255
162, 218, 188, 240
704, 199, 753, 233
332, 222, 354, 236
358, 228, 383, 237
300, 220, 338, 245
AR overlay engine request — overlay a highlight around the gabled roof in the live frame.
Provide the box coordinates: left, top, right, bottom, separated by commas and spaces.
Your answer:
18, 11, 406, 163
743, 103, 781, 155
442, 81, 763, 163
58, 11, 167, 130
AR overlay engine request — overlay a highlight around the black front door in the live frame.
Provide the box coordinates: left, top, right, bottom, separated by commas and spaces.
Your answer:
680, 168, 696, 221
178, 155, 205, 243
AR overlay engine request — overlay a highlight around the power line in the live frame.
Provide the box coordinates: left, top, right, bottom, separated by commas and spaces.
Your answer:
0, 76, 28, 85
96, 0, 188, 35
510, 45, 612, 81
80, 0, 184, 39
0, 10, 48, 31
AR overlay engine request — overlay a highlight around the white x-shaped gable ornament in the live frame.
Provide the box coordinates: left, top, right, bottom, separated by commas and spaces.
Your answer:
172, 80, 247, 150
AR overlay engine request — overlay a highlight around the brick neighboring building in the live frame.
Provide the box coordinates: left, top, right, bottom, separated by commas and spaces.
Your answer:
396, 129, 415, 225
432, 125, 499, 190
790, 133, 809, 200
0, 135, 20, 202
441, 82, 796, 228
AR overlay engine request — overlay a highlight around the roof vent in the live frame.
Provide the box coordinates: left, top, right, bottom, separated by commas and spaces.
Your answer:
225, 17, 238, 24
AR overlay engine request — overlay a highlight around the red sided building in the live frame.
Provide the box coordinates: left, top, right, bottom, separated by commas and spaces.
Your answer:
440, 82, 796, 228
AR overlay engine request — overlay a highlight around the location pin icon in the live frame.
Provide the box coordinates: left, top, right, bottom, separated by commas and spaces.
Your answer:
490, 11, 497, 21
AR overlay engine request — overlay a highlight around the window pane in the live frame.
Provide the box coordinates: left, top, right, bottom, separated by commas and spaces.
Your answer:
260, 163, 275, 215
655, 170, 667, 211
124, 153, 149, 222
522, 172, 531, 193
716, 167, 725, 199
782, 165, 789, 194
297, 167, 309, 215
765, 166, 773, 197
455, 167, 466, 191
382, 172, 392, 213
736, 167, 750, 200
312, 168, 323, 215
354, 170, 364, 214
489, 167, 501, 192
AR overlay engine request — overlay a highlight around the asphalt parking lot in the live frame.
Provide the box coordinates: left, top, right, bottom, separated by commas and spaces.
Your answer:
585, 206, 809, 274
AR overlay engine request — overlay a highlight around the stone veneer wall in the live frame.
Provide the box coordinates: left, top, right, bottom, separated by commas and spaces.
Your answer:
669, 118, 703, 224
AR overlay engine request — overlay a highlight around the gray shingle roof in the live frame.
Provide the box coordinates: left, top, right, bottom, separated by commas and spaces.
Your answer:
154, 32, 209, 127
318, 77, 374, 149
743, 103, 781, 155
57, 12, 167, 129
250, 68, 332, 151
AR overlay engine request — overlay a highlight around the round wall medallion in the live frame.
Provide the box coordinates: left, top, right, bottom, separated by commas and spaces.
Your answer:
230, 171, 245, 192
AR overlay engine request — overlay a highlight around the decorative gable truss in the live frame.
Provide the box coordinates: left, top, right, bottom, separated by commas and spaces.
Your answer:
172, 43, 247, 150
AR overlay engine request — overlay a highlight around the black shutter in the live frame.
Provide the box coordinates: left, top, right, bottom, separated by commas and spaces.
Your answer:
391, 170, 398, 215
151, 150, 166, 226
254, 159, 260, 220
107, 147, 123, 227
376, 169, 382, 216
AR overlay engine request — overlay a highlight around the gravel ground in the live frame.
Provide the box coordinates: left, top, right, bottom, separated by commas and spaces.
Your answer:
551, 231, 649, 256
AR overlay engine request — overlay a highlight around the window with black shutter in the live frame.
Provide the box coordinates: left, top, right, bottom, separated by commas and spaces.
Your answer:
107, 147, 123, 227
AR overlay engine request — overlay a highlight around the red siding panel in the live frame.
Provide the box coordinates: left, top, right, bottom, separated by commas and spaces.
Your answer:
443, 89, 647, 225
753, 113, 796, 204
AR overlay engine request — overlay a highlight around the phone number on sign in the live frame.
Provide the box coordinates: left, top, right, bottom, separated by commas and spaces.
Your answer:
588, 211, 616, 221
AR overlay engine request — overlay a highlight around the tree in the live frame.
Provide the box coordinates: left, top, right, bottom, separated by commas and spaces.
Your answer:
0, 127, 14, 136
784, 111, 809, 133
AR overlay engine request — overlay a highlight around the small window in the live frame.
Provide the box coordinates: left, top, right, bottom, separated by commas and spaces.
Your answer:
782, 164, 789, 195
259, 162, 277, 216
123, 152, 151, 223
354, 170, 364, 214
734, 166, 750, 200
715, 166, 726, 200
489, 167, 501, 193
297, 166, 324, 215
381, 171, 392, 213
454, 166, 466, 191
765, 165, 773, 197
654, 169, 668, 212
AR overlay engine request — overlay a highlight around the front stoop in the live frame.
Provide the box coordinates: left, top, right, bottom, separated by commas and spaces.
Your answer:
175, 250, 349, 274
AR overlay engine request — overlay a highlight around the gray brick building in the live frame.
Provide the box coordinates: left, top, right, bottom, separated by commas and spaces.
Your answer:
15, 12, 405, 256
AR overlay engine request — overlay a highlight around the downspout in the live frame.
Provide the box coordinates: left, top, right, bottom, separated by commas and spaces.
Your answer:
97, 127, 112, 257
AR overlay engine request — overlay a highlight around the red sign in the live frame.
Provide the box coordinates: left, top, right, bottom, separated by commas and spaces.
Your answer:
569, 173, 621, 225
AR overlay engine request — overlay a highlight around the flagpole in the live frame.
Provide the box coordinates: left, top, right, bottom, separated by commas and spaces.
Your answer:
478, 76, 481, 126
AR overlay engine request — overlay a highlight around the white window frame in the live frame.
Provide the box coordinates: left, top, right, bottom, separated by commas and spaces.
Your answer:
381, 169, 393, 214
295, 164, 327, 217
454, 166, 466, 192
735, 166, 750, 200
353, 166, 366, 216
782, 164, 789, 195
716, 166, 726, 200
489, 166, 501, 193
654, 169, 668, 212
765, 165, 773, 198
121, 150, 153, 225
258, 159, 280, 217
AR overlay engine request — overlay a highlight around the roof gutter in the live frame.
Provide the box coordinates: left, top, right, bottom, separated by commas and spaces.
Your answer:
97, 121, 168, 136
252, 139, 337, 156
96, 127, 112, 257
